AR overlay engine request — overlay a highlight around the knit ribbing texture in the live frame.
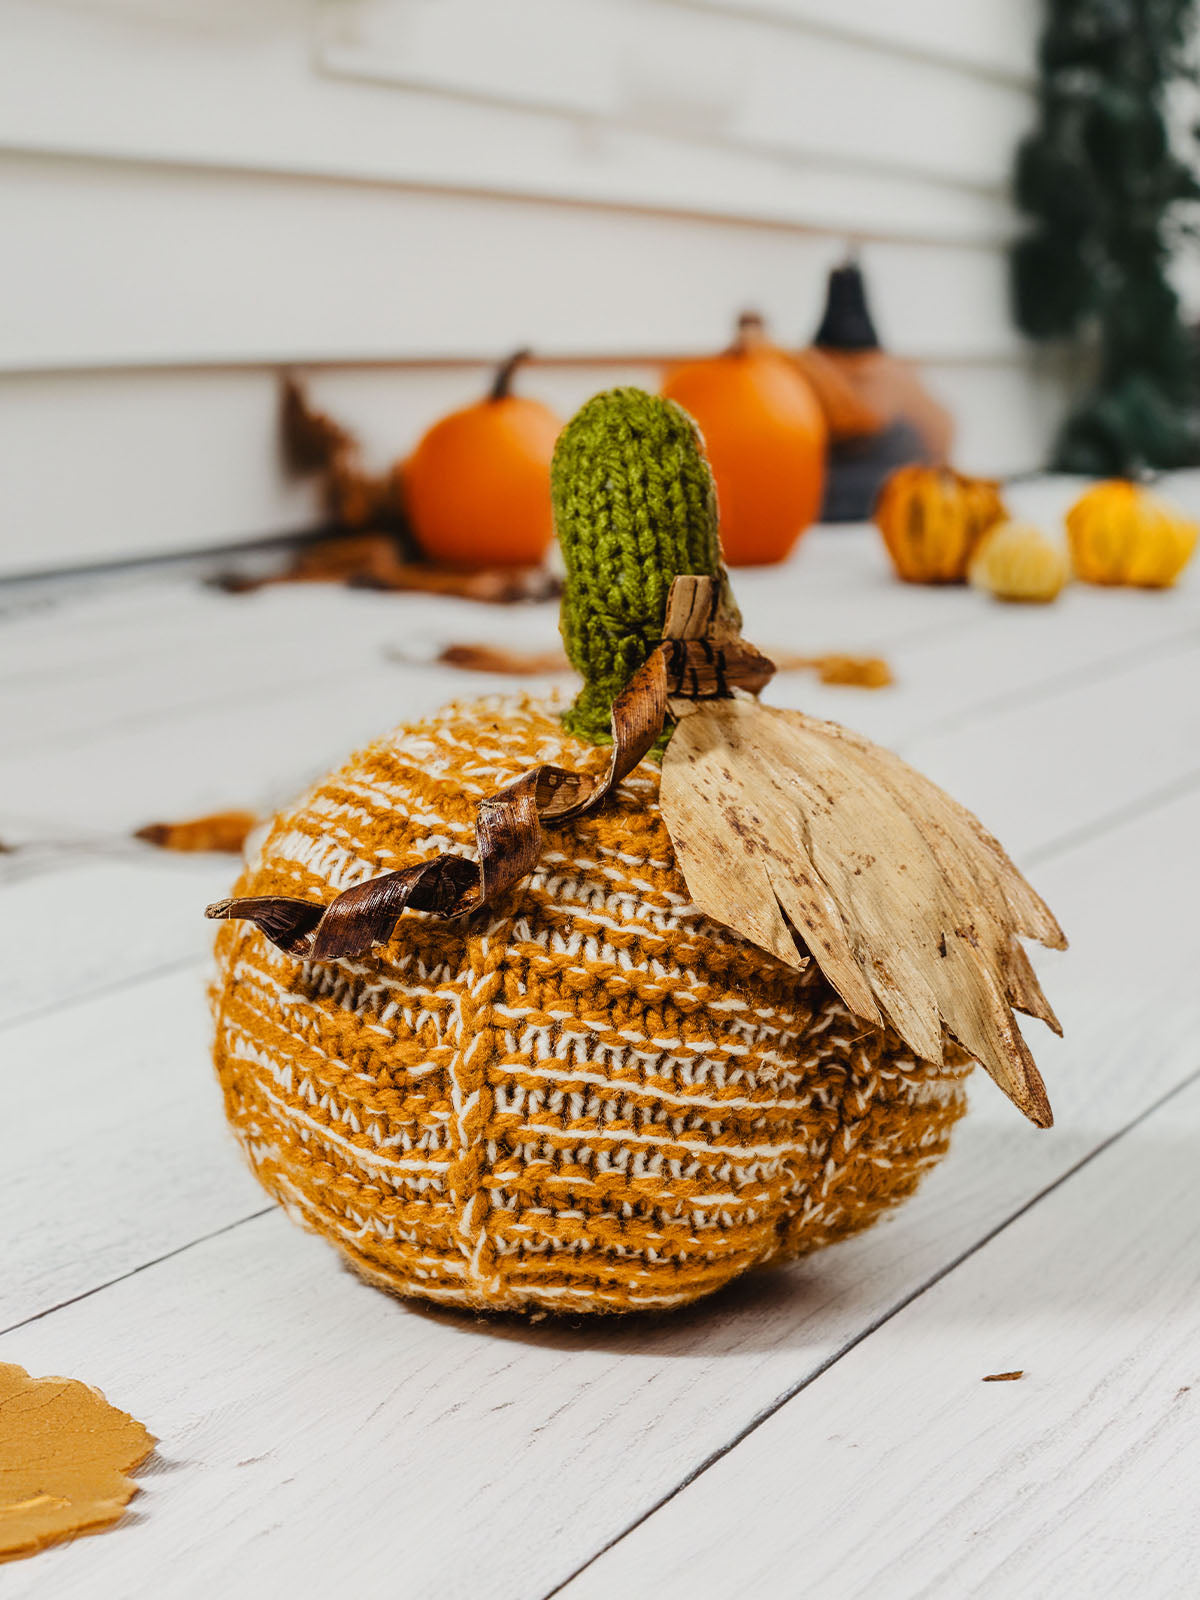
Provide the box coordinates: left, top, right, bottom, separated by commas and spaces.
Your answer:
211, 691, 971, 1314
554, 389, 722, 744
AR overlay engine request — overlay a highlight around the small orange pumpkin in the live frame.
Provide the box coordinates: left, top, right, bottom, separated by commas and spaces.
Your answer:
402, 351, 562, 568
662, 313, 827, 566
1066, 480, 1198, 588
875, 464, 1007, 584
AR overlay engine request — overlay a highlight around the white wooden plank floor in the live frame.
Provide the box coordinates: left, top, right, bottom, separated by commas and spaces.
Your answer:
2, 521, 1198, 1599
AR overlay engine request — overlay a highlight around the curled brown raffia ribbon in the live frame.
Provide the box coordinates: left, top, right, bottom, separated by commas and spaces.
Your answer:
206, 577, 774, 961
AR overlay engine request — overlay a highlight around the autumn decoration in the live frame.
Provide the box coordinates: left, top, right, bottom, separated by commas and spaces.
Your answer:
207, 388, 1064, 1317
0, 1363, 154, 1564
874, 463, 1008, 584
281, 376, 408, 537
792, 345, 883, 442
278, 358, 561, 577
806, 263, 956, 522
402, 350, 562, 568
810, 263, 954, 464
216, 531, 557, 603
662, 312, 827, 565
969, 522, 1070, 604
1066, 480, 1198, 588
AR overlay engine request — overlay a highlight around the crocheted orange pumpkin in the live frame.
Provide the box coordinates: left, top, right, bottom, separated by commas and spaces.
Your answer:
875, 464, 1007, 584
209, 390, 1064, 1315
1067, 479, 1198, 588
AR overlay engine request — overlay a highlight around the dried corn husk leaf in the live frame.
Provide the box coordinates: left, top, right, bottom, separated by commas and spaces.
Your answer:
660, 698, 1065, 1126
0, 1363, 155, 1563
135, 809, 258, 854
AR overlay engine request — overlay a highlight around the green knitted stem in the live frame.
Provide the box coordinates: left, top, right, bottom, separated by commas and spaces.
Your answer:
553, 388, 722, 744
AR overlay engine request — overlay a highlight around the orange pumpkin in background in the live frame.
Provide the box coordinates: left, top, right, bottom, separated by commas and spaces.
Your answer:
662, 313, 827, 565
402, 350, 562, 568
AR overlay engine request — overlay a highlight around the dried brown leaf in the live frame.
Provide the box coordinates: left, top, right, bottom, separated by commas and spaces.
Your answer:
281, 375, 353, 475
214, 535, 558, 603
437, 643, 571, 675
660, 699, 1065, 1126
768, 652, 894, 688
0, 1363, 154, 1564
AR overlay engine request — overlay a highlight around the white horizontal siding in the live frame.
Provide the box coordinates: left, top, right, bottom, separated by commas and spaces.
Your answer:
702, 0, 1039, 81
0, 0, 1053, 576
0, 153, 1026, 373
318, 0, 1031, 191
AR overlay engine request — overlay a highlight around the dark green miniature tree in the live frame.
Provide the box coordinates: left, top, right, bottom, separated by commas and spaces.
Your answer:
1012, 0, 1200, 472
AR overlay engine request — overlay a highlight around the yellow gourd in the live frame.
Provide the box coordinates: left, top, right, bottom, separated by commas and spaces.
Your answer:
874, 465, 1007, 584
969, 521, 1069, 604
1066, 481, 1197, 588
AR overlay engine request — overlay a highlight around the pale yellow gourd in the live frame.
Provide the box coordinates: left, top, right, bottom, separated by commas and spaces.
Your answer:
969, 521, 1069, 604
1067, 481, 1197, 588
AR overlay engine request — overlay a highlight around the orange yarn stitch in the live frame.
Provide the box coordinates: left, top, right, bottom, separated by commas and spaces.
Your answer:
211, 691, 971, 1314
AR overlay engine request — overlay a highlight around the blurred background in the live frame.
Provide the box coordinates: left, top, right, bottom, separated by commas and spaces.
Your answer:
7, 0, 1198, 577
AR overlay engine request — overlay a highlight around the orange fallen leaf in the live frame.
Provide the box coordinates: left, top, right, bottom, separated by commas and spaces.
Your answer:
437, 643, 571, 675
134, 809, 258, 854
0, 1362, 155, 1564
982, 1370, 1025, 1382
771, 652, 894, 688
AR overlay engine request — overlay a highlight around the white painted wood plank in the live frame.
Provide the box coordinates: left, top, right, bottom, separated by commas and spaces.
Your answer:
0, 856, 233, 1030
0, 781, 1195, 1597
0, 584, 560, 753
8, 570, 1197, 775
904, 642, 1200, 863
0, 652, 463, 834
0, 968, 265, 1333
560, 1068, 1200, 1600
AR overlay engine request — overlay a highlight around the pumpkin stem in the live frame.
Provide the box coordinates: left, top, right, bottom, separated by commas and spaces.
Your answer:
733, 311, 768, 355
489, 347, 532, 402
553, 388, 727, 746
